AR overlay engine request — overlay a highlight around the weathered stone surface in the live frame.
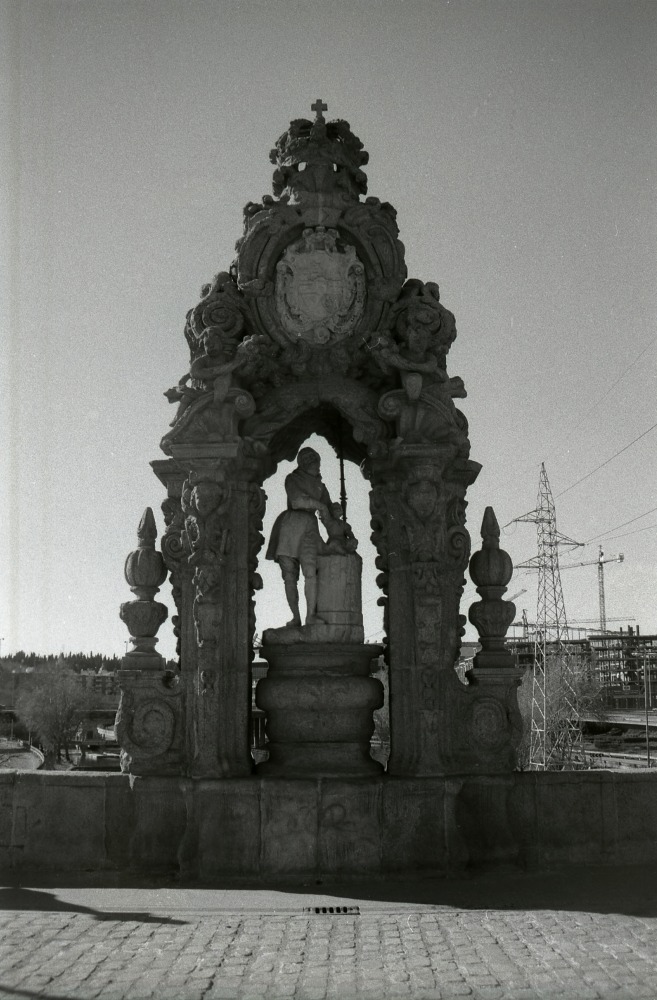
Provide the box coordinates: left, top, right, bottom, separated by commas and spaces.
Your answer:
381, 777, 447, 872
194, 779, 261, 877
318, 779, 383, 875
529, 771, 621, 868
0, 772, 121, 872
126, 775, 186, 873
260, 778, 319, 874
316, 552, 363, 636
456, 774, 519, 868
4, 770, 657, 876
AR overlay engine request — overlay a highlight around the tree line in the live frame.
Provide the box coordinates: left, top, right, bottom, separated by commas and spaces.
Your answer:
1, 652, 122, 671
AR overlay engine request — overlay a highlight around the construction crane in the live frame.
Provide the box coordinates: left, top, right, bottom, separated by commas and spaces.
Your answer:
560, 546, 624, 632
506, 591, 528, 638
515, 617, 633, 630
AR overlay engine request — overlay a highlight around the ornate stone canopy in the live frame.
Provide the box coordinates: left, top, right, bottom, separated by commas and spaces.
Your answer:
119, 102, 522, 782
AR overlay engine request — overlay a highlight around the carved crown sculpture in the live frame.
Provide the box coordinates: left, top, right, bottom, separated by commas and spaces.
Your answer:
468, 507, 516, 667
269, 99, 369, 204
120, 508, 168, 668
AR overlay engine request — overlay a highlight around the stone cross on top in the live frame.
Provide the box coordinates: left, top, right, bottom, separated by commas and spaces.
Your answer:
311, 98, 328, 121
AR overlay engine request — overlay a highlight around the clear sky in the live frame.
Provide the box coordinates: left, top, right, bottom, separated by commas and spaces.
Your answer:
1, 0, 655, 659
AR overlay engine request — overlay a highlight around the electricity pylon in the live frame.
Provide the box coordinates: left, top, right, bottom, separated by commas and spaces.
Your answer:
513, 463, 584, 769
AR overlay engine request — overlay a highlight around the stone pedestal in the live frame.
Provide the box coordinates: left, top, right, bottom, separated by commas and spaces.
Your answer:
316, 553, 364, 643
256, 641, 384, 776
116, 669, 184, 776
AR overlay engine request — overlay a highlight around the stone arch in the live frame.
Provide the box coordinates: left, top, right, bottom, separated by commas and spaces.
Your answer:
253, 427, 384, 646
243, 375, 390, 468
247, 393, 387, 644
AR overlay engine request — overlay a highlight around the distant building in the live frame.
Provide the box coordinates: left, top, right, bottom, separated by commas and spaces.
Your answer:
78, 669, 120, 709
78, 668, 120, 696
507, 629, 657, 711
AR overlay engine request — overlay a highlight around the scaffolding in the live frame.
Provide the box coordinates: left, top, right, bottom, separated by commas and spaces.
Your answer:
587, 630, 657, 711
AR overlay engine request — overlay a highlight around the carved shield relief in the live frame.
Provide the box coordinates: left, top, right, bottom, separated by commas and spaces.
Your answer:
275, 227, 366, 345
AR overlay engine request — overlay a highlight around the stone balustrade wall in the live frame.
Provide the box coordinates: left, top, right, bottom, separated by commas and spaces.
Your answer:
1, 771, 657, 878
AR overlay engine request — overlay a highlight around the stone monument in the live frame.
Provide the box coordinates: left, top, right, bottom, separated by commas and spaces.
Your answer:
114, 101, 524, 876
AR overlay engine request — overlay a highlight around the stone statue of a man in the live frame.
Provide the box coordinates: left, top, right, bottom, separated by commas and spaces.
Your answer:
266, 447, 334, 627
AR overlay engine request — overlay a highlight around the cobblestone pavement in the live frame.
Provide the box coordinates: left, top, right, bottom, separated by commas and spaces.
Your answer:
2, 907, 657, 1000
1, 871, 657, 1000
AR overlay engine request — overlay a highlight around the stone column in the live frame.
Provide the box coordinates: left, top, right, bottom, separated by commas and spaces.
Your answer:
153, 451, 264, 778
367, 448, 480, 776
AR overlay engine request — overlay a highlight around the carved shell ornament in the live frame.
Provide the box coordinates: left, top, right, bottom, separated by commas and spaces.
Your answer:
275, 227, 366, 345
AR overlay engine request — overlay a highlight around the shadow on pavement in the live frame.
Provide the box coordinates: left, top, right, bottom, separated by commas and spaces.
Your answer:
0, 987, 97, 1000
0, 887, 187, 924
1, 864, 656, 918
307, 864, 657, 918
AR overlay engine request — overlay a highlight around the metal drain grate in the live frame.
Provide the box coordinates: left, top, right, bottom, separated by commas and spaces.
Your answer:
303, 905, 361, 915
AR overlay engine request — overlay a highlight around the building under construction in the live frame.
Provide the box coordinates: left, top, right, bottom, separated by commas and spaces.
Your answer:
508, 627, 657, 712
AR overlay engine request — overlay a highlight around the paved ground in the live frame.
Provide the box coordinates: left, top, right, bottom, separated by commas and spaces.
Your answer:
1, 864, 657, 1000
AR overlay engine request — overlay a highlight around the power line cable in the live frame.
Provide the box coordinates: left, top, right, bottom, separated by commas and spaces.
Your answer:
585, 505, 657, 543
554, 421, 657, 501
603, 522, 657, 543
512, 336, 657, 490
577, 335, 657, 422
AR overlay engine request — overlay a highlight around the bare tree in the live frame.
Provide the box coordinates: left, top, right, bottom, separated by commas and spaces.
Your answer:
15, 665, 94, 764
516, 652, 605, 770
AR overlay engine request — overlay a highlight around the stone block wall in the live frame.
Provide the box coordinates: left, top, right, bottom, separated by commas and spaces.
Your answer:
1, 770, 656, 878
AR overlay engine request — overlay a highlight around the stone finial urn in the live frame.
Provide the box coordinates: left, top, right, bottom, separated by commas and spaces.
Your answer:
120, 508, 168, 669
124, 508, 168, 599
468, 507, 516, 665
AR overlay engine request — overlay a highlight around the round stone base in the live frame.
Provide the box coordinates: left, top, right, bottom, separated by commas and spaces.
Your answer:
256, 641, 384, 777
